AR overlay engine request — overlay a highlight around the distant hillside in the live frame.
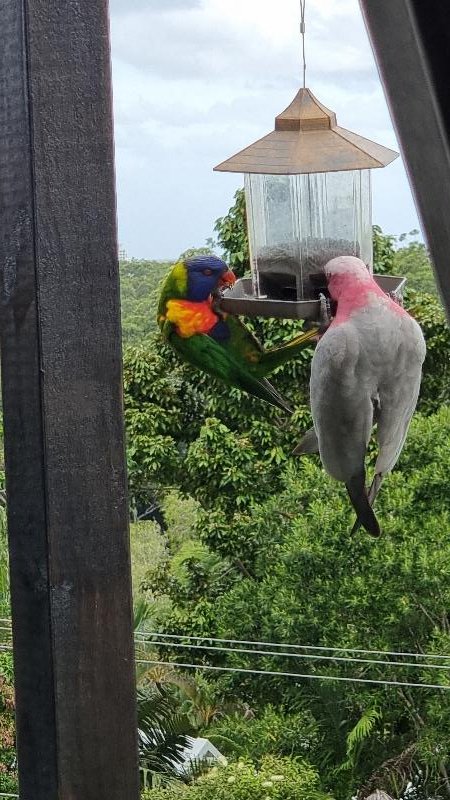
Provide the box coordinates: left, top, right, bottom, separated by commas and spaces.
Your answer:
120, 259, 171, 343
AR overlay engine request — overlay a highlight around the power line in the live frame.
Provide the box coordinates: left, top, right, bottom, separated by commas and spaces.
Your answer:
3, 616, 449, 663
136, 631, 450, 662
141, 637, 450, 672
135, 658, 450, 692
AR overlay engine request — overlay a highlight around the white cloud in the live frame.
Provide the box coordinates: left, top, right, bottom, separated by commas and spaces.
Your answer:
110, 0, 420, 258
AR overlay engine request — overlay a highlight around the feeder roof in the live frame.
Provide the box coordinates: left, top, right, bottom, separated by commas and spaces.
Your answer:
214, 87, 398, 175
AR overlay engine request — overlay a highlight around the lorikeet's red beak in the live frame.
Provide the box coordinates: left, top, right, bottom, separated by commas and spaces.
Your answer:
218, 269, 236, 288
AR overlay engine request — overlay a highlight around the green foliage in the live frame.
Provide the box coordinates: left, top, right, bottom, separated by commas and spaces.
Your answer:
120, 259, 171, 343
130, 520, 168, 602
394, 232, 437, 296
0, 654, 17, 794
187, 407, 450, 798
136, 406, 450, 797
208, 705, 319, 763
137, 684, 194, 789
178, 246, 216, 261
406, 291, 450, 413
372, 225, 396, 275
338, 708, 381, 776
142, 755, 332, 800
214, 188, 249, 277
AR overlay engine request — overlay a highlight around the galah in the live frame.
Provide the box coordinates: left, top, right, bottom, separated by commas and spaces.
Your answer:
157, 255, 318, 413
294, 256, 426, 536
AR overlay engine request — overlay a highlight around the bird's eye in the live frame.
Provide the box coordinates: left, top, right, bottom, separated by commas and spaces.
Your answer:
202, 268, 213, 276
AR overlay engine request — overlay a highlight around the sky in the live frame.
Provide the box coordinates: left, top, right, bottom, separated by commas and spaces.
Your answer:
109, 0, 421, 260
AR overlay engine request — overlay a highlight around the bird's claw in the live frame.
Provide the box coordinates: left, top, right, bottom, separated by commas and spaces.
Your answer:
318, 293, 333, 332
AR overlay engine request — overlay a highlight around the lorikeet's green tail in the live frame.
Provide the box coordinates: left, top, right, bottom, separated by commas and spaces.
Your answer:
249, 327, 318, 377
222, 316, 318, 379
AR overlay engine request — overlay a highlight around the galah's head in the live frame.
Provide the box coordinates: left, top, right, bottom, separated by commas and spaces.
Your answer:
323, 256, 371, 301
183, 255, 236, 302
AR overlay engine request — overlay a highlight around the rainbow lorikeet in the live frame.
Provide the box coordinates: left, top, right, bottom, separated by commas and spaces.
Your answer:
157, 255, 318, 413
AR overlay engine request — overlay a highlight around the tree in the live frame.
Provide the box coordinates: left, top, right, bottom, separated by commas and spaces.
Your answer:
214, 188, 249, 277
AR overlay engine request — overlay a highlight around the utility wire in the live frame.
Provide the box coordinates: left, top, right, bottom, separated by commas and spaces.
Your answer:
139, 637, 450, 672
3, 616, 448, 663
136, 658, 450, 692
136, 631, 450, 663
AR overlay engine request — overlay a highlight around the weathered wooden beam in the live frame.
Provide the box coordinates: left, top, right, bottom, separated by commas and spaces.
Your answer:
360, 0, 450, 320
0, 2, 139, 798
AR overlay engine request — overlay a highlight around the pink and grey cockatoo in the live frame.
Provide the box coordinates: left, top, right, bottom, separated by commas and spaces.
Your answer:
294, 256, 426, 537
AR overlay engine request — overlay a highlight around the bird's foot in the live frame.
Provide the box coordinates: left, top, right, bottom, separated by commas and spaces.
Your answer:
318, 293, 333, 333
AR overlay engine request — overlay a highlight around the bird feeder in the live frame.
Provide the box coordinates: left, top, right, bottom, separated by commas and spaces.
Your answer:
215, 88, 402, 319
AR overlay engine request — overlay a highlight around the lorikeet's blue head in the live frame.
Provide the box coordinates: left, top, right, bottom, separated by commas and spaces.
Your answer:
185, 255, 235, 302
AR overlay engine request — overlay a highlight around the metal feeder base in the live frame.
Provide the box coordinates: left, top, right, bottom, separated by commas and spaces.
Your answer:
219, 275, 406, 320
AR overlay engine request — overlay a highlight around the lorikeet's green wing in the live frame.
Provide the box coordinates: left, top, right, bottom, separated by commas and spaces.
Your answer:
223, 315, 318, 378
163, 322, 292, 413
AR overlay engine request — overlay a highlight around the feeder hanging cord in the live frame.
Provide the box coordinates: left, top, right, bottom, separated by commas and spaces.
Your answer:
300, 0, 307, 87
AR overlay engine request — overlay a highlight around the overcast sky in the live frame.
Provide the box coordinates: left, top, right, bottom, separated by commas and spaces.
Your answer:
109, 0, 421, 260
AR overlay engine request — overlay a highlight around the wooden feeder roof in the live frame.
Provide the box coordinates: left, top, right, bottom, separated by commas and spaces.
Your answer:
214, 87, 398, 175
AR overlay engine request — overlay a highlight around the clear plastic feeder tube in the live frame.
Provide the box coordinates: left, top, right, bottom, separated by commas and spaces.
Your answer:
244, 170, 372, 301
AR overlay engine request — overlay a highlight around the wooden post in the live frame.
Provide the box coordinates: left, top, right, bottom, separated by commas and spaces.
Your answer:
0, 2, 140, 798
359, 0, 450, 320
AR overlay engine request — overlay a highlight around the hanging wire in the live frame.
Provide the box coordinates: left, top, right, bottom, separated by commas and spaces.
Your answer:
136, 658, 450, 692
300, 0, 307, 87
138, 637, 450, 673
136, 630, 450, 663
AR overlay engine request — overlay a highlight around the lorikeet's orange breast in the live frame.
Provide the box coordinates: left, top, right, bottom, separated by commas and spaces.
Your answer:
165, 298, 218, 338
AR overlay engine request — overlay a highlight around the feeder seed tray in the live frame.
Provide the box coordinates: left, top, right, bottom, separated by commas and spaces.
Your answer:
219, 274, 406, 321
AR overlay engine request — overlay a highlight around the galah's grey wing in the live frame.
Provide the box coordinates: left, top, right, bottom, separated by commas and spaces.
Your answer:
351, 315, 426, 534
310, 323, 380, 536
375, 316, 426, 476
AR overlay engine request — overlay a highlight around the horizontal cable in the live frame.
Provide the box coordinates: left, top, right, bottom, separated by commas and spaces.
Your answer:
2, 616, 449, 663
138, 630, 450, 662
136, 658, 450, 691
0, 644, 13, 652
139, 637, 450, 672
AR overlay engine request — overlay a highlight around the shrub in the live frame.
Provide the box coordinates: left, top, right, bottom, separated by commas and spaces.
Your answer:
142, 755, 332, 800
